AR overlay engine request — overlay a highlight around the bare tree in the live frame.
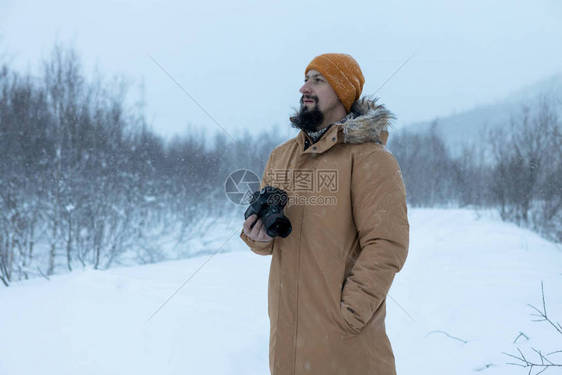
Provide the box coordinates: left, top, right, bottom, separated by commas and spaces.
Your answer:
488, 94, 561, 241
503, 281, 561, 374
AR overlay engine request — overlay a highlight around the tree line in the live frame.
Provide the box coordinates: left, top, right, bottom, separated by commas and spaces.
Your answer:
388, 97, 561, 244
1, 44, 560, 286
0, 45, 278, 286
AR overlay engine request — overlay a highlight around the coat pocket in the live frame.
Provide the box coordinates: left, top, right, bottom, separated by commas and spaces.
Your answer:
339, 301, 364, 335
336, 278, 364, 337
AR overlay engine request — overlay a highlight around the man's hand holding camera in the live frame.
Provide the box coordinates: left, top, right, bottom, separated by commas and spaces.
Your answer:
243, 214, 274, 242
243, 186, 292, 241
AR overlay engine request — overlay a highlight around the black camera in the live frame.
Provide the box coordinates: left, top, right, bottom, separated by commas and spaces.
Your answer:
244, 186, 292, 238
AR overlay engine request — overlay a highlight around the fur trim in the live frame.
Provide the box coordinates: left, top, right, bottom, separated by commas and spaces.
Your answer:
337, 96, 395, 144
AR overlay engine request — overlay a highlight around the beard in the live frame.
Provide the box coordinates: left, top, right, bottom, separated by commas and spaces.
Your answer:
289, 96, 324, 132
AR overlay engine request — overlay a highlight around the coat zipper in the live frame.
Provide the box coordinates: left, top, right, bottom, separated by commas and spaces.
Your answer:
293, 202, 304, 375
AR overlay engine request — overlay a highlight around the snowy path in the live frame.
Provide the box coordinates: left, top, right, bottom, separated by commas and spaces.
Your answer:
0, 208, 560, 375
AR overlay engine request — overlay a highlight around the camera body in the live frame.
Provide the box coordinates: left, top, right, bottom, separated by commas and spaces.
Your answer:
244, 185, 292, 238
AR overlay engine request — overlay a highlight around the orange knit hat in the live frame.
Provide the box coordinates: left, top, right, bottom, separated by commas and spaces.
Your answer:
305, 53, 365, 113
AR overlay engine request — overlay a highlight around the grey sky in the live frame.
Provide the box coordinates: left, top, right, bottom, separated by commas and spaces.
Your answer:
1, 0, 561, 141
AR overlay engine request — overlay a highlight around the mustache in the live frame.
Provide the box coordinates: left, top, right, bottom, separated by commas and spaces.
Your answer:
301, 95, 318, 104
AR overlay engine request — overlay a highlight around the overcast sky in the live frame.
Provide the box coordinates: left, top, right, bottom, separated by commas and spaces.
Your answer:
1, 0, 561, 141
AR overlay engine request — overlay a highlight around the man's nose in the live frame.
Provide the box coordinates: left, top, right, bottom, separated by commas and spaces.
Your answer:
299, 81, 312, 94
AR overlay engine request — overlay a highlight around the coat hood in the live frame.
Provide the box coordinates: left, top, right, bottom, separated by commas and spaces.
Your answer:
293, 96, 395, 153
337, 96, 395, 145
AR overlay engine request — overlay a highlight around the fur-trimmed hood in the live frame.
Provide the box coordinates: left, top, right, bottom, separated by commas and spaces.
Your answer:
336, 96, 395, 145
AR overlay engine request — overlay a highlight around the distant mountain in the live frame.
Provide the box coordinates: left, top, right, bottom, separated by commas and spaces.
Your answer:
402, 73, 562, 157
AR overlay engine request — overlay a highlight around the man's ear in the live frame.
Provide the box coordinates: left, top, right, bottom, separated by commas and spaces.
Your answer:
336, 98, 346, 113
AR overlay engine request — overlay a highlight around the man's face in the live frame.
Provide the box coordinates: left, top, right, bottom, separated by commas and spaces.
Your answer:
289, 70, 341, 132
299, 69, 341, 114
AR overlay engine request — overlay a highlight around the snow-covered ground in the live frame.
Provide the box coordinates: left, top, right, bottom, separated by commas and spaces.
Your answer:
1, 208, 560, 375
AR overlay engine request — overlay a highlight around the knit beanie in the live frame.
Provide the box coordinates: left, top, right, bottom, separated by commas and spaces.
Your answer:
305, 53, 365, 113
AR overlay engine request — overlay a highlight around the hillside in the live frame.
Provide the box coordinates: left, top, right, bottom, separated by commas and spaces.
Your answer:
402, 73, 562, 156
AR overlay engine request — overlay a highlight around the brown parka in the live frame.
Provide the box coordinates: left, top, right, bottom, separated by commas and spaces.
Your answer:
240, 97, 410, 375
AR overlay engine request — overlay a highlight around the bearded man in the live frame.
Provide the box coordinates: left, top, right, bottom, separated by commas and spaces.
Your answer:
241, 53, 410, 375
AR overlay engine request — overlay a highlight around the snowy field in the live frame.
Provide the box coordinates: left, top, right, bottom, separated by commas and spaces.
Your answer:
0, 208, 560, 375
